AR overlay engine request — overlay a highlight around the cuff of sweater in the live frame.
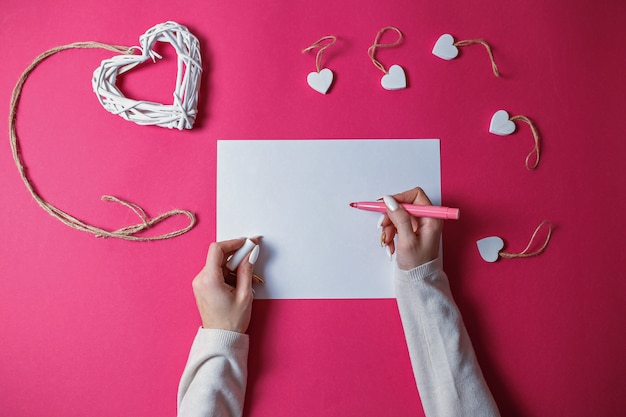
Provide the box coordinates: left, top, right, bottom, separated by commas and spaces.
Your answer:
195, 327, 249, 350
395, 257, 443, 282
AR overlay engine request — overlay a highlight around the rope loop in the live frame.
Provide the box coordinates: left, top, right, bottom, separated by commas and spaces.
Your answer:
9, 30, 197, 241
499, 221, 553, 259
302, 36, 337, 73
454, 39, 499, 77
510, 115, 541, 170
368, 26, 404, 74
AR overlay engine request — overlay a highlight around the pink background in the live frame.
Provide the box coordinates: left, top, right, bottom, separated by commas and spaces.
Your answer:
1, 1, 625, 416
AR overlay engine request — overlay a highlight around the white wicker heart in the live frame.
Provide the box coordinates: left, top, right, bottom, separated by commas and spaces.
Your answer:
92, 21, 202, 130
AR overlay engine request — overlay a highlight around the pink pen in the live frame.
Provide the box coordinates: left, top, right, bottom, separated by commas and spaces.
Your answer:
349, 201, 460, 220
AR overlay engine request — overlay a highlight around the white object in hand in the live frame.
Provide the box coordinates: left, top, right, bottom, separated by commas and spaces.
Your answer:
307, 68, 333, 94
226, 239, 257, 271
476, 236, 504, 262
489, 110, 516, 136
432, 34, 459, 60
381, 64, 407, 90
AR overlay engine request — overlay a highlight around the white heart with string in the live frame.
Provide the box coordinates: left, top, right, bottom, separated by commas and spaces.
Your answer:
476, 236, 504, 262
432, 34, 459, 60
307, 68, 333, 94
92, 21, 202, 130
489, 110, 516, 136
381, 64, 407, 90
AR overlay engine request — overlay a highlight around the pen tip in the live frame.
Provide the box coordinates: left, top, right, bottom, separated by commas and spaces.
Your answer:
349, 202, 356, 208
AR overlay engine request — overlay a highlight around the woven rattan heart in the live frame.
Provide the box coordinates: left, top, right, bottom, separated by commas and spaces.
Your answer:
92, 21, 202, 130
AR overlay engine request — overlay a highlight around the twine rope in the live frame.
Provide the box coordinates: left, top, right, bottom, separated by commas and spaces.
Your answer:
510, 115, 541, 170
368, 26, 404, 74
454, 39, 499, 77
301, 36, 337, 73
92, 21, 202, 130
499, 221, 553, 258
9, 41, 196, 241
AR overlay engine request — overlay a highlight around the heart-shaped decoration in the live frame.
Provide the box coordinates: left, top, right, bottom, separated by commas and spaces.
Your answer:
432, 34, 459, 60
381, 64, 407, 90
489, 109, 516, 136
476, 236, 504, 262
92, 21, 202, 130
307, 68, 333, 94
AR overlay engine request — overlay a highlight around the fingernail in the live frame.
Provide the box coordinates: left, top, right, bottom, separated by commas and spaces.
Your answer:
380, 231, 386, 247
377, 214, 385, 230
385, 245, 393, 260
382, 195, 399, 212
248, 245, 260, 265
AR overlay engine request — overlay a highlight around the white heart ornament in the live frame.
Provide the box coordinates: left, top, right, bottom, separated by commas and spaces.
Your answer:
432, 34, 459, 60
92, 21, 202, 130
476, 236, 504, 262
489, 110, 516, 136
307, 68, 333, 94
381, 64, 407, 90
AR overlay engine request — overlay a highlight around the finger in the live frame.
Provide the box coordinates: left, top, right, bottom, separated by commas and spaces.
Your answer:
377, 213, 386, 230
376, 212, 399, 260
235, 244, 259, 299
383, 195, 417, 241
226, 238, 257, 271
206, 238, 247, 266
387, 239, 396, 257
391, 187, 425, 205
393, 187, 441, 231
377, 214, 393, 240
409, 187, 433, 206
381, 223, 396, 246
204, 239, 250, 287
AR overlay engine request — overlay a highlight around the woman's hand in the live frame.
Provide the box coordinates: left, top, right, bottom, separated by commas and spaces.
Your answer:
191, 239, 260, 333
379, 187, 443, 270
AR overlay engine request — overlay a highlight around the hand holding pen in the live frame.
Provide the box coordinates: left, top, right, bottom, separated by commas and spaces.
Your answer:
366, 187, 444, 270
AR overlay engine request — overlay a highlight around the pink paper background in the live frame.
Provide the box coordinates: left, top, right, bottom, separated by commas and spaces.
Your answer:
1, 1, 625, 416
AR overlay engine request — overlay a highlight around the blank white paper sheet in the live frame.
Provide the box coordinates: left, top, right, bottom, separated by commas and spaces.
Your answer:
217, 139, 441, 299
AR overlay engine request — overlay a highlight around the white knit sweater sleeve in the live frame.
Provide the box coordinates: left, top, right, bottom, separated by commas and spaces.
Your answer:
395, 258, 500, 417
177, 328, 249, 417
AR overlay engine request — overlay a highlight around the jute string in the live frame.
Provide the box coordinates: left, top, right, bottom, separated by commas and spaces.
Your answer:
499, 221, 553, 259
453, 39, 499, 77
9, 42, 196, 241
368, 27, 404, 74
510, 115, 541, 170
302, 36, 337, 73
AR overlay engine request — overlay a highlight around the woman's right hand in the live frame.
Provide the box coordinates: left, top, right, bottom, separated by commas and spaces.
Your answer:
379, 187, 443, 270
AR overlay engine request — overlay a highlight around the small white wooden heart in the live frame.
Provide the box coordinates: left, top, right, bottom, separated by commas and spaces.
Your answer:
381, 64, 407, 90
489, 110, 516, 136
307, 68, 333, 94
476, 236, 504, 262
432, 34, 459, 60
92, 21, 202, 130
